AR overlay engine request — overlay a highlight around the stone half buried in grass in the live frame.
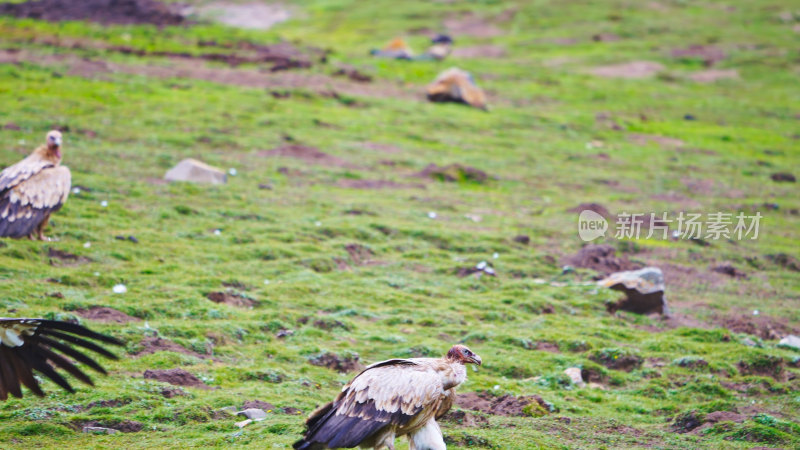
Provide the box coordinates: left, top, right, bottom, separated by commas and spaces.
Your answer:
599, 266, 669, 316
426, 67, 488, 110
164, 158, 227, 185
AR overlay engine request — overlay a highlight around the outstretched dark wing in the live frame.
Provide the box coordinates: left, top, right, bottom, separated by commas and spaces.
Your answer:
0, 166, 70, 238
294, 359, 444, 450
0, 318, 122, 400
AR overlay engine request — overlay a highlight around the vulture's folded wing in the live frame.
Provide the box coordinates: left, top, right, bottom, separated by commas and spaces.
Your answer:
0, 155, 54, 192
295, 359, 445, 449
0, 166, 70, 238
0, 318, 122, 400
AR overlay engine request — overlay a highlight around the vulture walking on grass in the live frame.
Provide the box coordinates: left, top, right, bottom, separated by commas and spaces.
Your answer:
294, 344, 482, 450
0, 318, 122, 400
0, 130, 71, 240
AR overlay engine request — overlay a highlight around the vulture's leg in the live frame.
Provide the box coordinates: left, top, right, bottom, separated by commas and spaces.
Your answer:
408, 418, 446, 450
36, 214, 51, 241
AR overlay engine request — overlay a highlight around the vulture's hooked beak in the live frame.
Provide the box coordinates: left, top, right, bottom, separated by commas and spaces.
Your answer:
469, 354, 482, 366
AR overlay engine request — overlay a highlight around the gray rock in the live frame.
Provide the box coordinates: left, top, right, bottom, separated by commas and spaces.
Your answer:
218, 406, 238, 415
165, 158, 227, 184
237, 408, 267, 421
598, 267, 668, 315
83, 427, 118, 434
563, 367, 585, 387
778, 335, 800, 350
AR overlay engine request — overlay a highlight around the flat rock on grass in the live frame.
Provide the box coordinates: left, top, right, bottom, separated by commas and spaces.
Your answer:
589, 61, 664, 79
143, 368, 209, 388
599, 267, 669, 315
75, 306, 140, 323
165, 158, 227, 184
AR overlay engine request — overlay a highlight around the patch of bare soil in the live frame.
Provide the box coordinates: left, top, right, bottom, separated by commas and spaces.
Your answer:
143, 368, 209, 388
590, 352, 643, 372
242, 400, 276, 410
308, 352, 363, 373
672, 410, 745, 433
47, 247, 91, 266
681, 177, 715, 195
650, 192, 702, 209
73, 419, 143, 433
85, 398, 132, 409
456, 392, 551, 417
414, 163, 489, 183
0, 49, 418, 101
259, 144, 355, 168
567, 202, 612, 219
766, 253, 800, 271
671, 45, 726, 66
451, 45, 507, 59
738, 356, 787, 381
627, 133, 685, 148
689, 69, 739, 83
206, 291, 258, 307
716, 313, 798, 340
0, 0, 186, 26
333, 66, 372, 83
336, 179, 423, 189
344, 243, 375, 266
589, 61, 664, 79
536, 341, 560, 353
561, 244, 643, 278
443, 13, 502, 37
160, 387, 186, 398
770, 172, 796, 182
440, 410, 489, 427
134, 336, 210, 359
192, 2, 290, 30
75, 306, 140, 323
710, 262, 747, 279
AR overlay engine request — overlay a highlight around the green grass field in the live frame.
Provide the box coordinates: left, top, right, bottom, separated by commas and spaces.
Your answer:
0, 0, 798, 448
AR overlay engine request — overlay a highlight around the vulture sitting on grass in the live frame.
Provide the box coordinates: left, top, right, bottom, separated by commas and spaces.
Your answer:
294, 344, 482, 450
0, 318, 122, 400
0, 130, 71, 240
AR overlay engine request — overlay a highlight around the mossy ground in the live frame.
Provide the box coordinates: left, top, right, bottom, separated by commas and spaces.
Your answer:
0, 0, 798, 448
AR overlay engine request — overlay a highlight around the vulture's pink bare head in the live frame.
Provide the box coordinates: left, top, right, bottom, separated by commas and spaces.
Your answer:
46, 130, 63, 157
446, 344, 482, 366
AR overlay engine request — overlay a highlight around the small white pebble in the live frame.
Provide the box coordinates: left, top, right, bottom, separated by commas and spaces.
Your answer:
484, 267, 496, 275
427, 211, 437, 219
752, 310, 759, 316
213, 229, 221, 235
93, 272, 100, 276
72, 187, 81, 194
492, 252, 499, 259
315, 221, 322, 227
83, 242, 91, 248
476, 261, 487, 270
100, 200, 108, 207
672, 230, 680, 238
18, 140, 26, 145
263, 279, 270, 285
112, 284, 127, 294
493, 384, 500, 390
228, 168, 237, 176
533, 278, 546, 284
585, 142, 593, 150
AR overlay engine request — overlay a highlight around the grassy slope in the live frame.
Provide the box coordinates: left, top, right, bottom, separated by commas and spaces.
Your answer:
0, 0, 798, 448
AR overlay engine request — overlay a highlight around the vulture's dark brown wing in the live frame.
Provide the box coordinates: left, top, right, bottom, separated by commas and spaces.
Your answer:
0, 318, 122, 400
294, 359, 444, 450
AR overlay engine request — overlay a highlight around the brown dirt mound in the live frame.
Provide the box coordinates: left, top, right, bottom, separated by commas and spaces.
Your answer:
308, 352, 363, 373
47, 247, 91, 266
440, 410, 489, 427
671, 45, 726, 66
143, 368, 208, 388
75, 306, 140, 323
590, 352, 643, 372
456, 392, 551, 417
333, 66, 372, 83
567, 202, 612, 219
770, 172, 796, 183
206, 291, 257, 307
134, 336, 209, 359
452, 45, 507, 59
716, 314, 798, 340
160, 387, 186, 398
336, 179, 423, 190
345, 243, 374, 265
415, 163, 489, 183
589, 61, 664, 79
627, 133, 685, 148
259, 145, 355, 168
710, 263, 747, 279
85, 398, 131, 409
766, 253, 800, 271
561, 245, 642, 277
672, 410, 745, 433
0, 0, 186, 26
242, 400, 276, 411
74, 420, 143, 433
443, 13, 502, 37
